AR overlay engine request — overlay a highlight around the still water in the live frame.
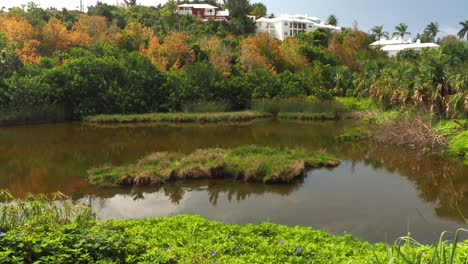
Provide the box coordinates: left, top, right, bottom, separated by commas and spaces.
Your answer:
0, 120, 466, 243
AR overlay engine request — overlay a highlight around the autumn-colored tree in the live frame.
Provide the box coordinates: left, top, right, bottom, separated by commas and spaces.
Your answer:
0, 14, 34, 48
122, 22, 153, 50
105, 25, 124, 47
68, 32, 92, 47
239, 32, 280, 73
278, 38, 308, 72
42, 17, 70, 51
72, 14, 108, 44
15, 39, 42, 65
199, 36, 232, 75
328, 34, 352, 68
328, 30, 375, 70
141, 36, 162, 64
142, 32, 195, 71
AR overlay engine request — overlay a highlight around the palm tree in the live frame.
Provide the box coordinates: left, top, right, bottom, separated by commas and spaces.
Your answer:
393, 23, 411, 42
458, 20, 468, 40
326, 15, 338, 26
371, 25, 389, 44
425, 22, 440, 41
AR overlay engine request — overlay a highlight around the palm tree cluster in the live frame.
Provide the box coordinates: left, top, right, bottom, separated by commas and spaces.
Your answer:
354, 41, 468, 119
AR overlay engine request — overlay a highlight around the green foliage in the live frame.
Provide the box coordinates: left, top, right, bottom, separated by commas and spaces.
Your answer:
334, 97, 379, 111
0, 3, 466, 126
396, 49, 420, 62
445, 131, 468, 160
0, 191, 96, 232
337, 127, 368, 141
251, 98, 347, 116
0, 213, 467, 263
298, 29, 331, 47
88, 146, 340, 186
181, 101, 229, 113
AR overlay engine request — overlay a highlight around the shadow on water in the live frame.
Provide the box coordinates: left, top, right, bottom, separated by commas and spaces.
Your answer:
0, 119, 466, 242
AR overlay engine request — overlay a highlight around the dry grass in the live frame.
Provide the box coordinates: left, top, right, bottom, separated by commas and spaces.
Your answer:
373, 115, 448, 151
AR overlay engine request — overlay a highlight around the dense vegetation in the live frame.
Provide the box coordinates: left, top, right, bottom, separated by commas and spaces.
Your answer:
1, 192, 468, 263
0, 1, 466, 125
85, 111, 271, 123
88, 146, 340, 186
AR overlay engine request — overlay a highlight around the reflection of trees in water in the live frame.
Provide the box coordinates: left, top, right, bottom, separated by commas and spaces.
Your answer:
334, 141, 468, 223
82, 179, 303, 207
161, 179, 303, 206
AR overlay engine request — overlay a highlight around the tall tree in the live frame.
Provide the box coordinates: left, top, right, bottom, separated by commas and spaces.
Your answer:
250, 3, 267, 18
326, 15, 338, 26
223, 0, 251, 18
371, 25, 389, 41
42, 17, 70, 51
458, 20, 468, 40
424, 22, 439, 42
393, 23, 410, 42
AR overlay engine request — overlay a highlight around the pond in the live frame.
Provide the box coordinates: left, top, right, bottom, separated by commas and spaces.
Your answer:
0, 119, 466, 243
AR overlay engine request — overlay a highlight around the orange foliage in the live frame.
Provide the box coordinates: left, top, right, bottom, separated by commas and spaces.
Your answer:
106, 25, 124, 47
141, 36, 162, 64
42, 17, 70, 50
0, 14, 34, 47
141, 32, 195, 71
239, 32, 280, 73
328, 30, 374, 70
72, 14, 108, 44
328, 34, 353, 68
15, 39, 42, 65
69, 31, 92, 47
199, 36, 232, 74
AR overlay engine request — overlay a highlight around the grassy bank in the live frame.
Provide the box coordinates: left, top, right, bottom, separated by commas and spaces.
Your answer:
84, 97, 379, 125
1, 214, 467, 263
84, 111, 272, 124
88, 146, 340, 187
437, 120, 468, 165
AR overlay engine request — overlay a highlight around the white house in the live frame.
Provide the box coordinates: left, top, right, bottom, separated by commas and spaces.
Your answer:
370, 36, 409, 46
381, 39, 439, 57
255, 15, 341, 41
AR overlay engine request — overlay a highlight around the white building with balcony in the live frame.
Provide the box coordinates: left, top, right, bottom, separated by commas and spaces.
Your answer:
255, 15, 341, 41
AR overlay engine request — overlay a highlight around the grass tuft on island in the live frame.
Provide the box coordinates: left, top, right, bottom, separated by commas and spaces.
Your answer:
84, 111, 272, 124
88, 146, 340, 187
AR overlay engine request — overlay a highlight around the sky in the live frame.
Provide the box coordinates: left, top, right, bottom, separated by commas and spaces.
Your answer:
1, 0, 466, 38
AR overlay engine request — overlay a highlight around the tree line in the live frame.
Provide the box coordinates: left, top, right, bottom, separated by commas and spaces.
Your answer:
0, 1, 466, 122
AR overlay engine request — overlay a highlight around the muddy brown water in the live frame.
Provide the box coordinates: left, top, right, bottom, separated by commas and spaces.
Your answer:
0, 119, 467, 243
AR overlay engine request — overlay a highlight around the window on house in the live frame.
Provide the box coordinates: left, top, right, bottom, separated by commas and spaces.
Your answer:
284, 32, 288, 35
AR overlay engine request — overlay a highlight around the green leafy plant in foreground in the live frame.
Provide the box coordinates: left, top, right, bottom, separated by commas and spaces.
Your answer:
0, 193, 467, 263
0, 191, 96, 232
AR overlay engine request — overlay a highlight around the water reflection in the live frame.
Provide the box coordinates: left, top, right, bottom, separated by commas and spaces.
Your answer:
0, 120, 467, 242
